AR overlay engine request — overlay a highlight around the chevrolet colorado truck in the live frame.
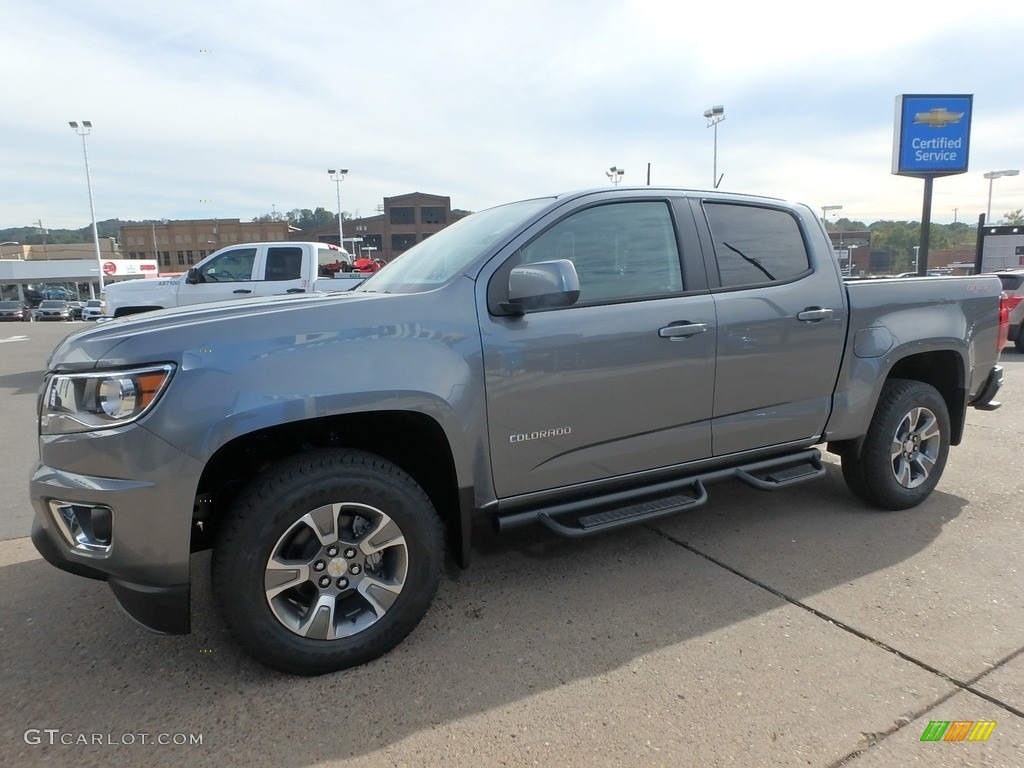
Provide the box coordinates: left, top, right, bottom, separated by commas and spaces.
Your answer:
30, 188, 1005, 676
103, 241, 365, 317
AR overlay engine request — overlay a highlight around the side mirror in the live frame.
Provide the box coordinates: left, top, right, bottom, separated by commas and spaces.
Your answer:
185, 268, 199, 285
502, 259, 580, 315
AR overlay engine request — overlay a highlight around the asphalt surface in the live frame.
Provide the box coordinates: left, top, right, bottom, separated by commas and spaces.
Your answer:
1, 320, 1022, 767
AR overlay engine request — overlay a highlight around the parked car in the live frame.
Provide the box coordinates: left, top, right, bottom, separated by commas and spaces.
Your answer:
995, 268, 1024, 352
66, 301, 84, 320
30, 187, 1005, 676
82, 299, 105, 321
0, 300, 31, 321
34, 299, 72, 321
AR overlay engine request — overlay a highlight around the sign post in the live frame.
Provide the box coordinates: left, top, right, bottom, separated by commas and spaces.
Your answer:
892, 94, 973, 274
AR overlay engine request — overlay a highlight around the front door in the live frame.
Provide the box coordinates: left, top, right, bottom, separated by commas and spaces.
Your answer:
481, 199, 717, 499
178, 246, 259, 305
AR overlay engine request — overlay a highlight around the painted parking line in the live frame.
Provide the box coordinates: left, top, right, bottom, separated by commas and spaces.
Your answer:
0, 336, 29, 344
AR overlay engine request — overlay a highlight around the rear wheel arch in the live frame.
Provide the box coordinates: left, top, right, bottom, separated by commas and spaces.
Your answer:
883, 350, 965, 444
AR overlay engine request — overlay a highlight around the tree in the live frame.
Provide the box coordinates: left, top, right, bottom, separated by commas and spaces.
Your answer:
253, 207, 345, 229
1003, 209, 1024, 225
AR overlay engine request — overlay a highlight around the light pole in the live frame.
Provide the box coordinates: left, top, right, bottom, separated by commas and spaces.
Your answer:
821, 204, 842, 227
984, 169, 1019, 222
328, 168, 348, 252
606, 166, 624, 185
69, 121, 104, 293
703, 105, 725, 189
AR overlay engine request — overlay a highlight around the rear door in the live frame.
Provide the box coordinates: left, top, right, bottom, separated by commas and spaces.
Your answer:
251, 245, 313, 297
481, 196, 717, 498
693, 200, 847, 456
177, 246, 259, 305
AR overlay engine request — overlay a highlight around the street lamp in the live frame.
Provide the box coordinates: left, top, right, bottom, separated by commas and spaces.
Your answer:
69, 121, 104, 293
984, 169, 1019, 222
821, 204, 842, 226
703, 105, 725, 189
328, 168, 349, 252
606, 166, 624, 185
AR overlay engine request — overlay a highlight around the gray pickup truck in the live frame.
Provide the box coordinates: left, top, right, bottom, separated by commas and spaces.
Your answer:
30, 188, 1005, 676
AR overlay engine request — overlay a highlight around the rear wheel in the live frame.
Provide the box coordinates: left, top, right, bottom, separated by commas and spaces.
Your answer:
214, 449, 444, 675
841, 379, 950, 510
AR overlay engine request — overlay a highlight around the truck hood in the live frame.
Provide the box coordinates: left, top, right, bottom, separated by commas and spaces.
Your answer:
47, 290, 381, 369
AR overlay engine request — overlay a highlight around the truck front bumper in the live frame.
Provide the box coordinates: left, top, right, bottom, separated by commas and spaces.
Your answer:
29, 425, 205, 635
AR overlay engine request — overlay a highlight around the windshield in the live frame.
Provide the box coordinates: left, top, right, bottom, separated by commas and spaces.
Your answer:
40, 300, 66, 308
0, 301, 21, 308
356, 197, 552, 294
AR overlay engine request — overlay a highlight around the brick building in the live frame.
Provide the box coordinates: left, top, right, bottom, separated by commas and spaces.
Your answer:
293, 192, 469, 262
120, 219, 291, 271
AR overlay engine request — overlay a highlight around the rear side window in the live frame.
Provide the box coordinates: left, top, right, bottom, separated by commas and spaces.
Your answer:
703, 203, 811, 288
264, 247, 304, 281
997, 274, 1023, 292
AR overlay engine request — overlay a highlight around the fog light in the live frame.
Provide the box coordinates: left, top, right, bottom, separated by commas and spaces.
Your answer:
48, 501, 114, 555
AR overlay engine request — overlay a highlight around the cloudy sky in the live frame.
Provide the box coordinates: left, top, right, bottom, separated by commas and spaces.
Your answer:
3, 0, 1023, 231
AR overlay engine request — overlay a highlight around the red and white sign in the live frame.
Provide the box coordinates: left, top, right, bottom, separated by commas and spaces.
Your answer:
100, 260, 160, 277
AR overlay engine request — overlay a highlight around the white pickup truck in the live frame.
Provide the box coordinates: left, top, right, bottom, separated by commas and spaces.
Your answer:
103, 242, 366, 317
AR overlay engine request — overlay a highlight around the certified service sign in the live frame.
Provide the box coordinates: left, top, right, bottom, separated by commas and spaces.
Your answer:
892, 94, 972, 177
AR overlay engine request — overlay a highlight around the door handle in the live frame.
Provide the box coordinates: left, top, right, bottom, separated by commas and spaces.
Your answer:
659, 322, 708, 339
233, 289, 253, 294
797, 307, 833, 322
286, 288, 306, 294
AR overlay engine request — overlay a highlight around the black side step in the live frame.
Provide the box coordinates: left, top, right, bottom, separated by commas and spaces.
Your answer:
496, 449, 825, 539
538, 481, 707, 538
733, 455, 825, 490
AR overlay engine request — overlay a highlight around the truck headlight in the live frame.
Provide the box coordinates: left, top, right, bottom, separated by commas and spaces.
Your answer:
41, 364, 175, 434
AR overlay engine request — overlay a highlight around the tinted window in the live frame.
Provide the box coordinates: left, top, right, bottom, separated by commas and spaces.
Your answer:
997, 274, 1023, 292
390, 207, 415, 224
392, 234, 417, 251
264, 246, 303, 281
703, 203, 810, 288
520, 201, 682, 304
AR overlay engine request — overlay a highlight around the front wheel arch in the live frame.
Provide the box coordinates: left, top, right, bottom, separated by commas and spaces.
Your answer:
213, 448, 444, 675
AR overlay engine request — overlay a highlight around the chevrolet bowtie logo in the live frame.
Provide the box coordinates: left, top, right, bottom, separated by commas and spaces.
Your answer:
913, 108, 964, 128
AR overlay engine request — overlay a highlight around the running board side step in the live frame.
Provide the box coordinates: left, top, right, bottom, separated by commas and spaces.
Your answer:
538, 481, 708, 538
498, 449, 825, 539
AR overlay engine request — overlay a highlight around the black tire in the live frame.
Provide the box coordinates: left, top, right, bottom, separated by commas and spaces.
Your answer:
841, 379, 950, 510
1015, 332, 1024, 354
213, 449, 444, 675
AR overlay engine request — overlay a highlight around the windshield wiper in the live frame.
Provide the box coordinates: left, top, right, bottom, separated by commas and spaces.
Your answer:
723, 242, 775, 281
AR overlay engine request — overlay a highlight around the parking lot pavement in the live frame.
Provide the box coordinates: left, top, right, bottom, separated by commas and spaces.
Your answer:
1, 324, 1021, 767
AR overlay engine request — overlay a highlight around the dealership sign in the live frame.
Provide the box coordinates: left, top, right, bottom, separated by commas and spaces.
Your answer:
892, 94, 973, 177
101, 259, 159, 277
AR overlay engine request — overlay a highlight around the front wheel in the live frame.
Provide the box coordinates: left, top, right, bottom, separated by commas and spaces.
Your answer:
214, 449, 444, 675
841, 379, 950, 510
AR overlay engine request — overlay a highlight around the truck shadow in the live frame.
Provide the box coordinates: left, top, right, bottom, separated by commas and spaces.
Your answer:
0, 369, 46, 397
0, 463, 967, 765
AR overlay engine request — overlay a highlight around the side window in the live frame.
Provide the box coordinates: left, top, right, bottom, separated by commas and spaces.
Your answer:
703, 203, 810, 288
195, 248, 257, 283
520, 201, 682, 304
264, 246, 303, 281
